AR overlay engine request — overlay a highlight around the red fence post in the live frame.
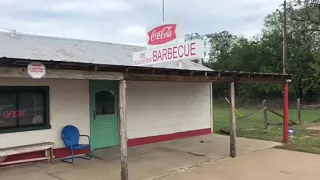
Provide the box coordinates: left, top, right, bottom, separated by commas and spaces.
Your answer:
283, 82, 289, 143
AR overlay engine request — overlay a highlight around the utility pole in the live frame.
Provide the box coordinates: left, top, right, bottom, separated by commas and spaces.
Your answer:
162, 0, 165, 22
283, 0, 287, 75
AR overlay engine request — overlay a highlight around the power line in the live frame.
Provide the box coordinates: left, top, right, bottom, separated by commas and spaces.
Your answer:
0, 26, 12, 31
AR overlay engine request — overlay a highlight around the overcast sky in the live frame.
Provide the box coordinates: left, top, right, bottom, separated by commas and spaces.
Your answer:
0, 0, 282, 46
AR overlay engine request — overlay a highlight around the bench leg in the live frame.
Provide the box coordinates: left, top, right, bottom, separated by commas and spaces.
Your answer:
45, 149, 49, 163
45, 148, 54, 164
0, 156, 7, 164
50, 148, 54, 164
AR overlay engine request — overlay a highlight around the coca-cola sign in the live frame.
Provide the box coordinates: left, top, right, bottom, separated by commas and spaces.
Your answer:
147, 24, 177, 45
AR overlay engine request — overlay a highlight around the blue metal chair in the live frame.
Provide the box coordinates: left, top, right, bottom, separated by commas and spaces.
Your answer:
61, 125, 92, 163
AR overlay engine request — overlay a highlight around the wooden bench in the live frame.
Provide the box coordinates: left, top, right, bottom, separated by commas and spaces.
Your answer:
0, 142, 54, 166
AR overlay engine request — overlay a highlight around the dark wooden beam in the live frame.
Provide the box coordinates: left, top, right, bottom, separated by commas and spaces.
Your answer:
0, 67, 124, 80
124, 73, 232, 82
124, 73, 289, 84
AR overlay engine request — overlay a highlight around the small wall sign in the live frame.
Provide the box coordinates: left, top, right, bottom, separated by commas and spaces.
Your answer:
27, 62, 46, 79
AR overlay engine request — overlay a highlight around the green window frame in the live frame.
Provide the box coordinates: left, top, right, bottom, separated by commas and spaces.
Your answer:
0, 86, 50, 134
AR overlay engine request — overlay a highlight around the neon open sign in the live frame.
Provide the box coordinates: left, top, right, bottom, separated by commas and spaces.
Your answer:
1, 109, 25, 120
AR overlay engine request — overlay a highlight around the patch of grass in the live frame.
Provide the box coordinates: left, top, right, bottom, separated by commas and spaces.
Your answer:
213, 106, 320, 154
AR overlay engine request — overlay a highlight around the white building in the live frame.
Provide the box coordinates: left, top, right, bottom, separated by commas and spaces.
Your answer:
0, 31, 291, 165
0, 32, 213, 163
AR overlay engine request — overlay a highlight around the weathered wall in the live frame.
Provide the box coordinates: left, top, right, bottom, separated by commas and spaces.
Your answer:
127, 81, 211, 139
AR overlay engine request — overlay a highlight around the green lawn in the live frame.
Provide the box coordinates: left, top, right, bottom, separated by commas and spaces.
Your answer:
213, 105, 320, 154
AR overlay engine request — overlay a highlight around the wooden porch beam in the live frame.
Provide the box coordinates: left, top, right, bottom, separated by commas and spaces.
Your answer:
119, 80, 128, 180
229, 82, 236, 158
124, 73, 288, 84
0, 67, 124, 80
124, 73, 230, 82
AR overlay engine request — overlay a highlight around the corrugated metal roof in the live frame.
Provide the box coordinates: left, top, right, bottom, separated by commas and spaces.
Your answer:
0, 31, 212, 71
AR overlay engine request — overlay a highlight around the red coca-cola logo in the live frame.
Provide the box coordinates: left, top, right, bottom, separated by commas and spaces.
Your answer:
148, 24, 177, 45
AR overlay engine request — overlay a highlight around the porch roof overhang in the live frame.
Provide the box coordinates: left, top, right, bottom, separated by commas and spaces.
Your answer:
0, 58, 293, 84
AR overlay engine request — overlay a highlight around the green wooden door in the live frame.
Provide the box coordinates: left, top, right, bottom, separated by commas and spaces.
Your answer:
90, 80, 119, 150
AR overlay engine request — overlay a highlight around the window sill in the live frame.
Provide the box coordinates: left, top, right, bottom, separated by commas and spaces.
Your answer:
0, 125, 51, 134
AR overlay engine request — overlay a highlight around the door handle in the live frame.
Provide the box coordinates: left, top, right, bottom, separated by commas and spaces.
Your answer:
93, 111, 96, 120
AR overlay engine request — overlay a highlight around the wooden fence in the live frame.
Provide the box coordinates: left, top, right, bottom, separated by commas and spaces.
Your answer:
222, 98, 319, 130
297, 98, 320, 123
236, 99, 297, 129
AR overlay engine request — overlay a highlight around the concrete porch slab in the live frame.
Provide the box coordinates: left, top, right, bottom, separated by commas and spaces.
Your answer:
92, 146, 149, 161
0, 134, 280, 180
159, 149, 320, 180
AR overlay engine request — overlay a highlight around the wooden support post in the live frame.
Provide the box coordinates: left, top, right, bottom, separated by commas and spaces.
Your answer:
229, 82, 236, 158
283, 82, 289, 143
262, 99, 268, 129
119, 80, 128, 180
297, 98, 302, 124
210, 82, 214, 133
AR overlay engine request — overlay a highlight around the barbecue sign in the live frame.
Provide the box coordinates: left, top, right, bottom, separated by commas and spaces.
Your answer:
133, 21, 204, 66
133, 40, 204, 66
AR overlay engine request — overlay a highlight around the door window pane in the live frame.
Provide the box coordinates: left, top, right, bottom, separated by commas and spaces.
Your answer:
95, 91, 115, 115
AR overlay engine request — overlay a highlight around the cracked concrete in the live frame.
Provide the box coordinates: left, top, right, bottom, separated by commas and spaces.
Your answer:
0, 134, 281, 180
159, 149, 320, 180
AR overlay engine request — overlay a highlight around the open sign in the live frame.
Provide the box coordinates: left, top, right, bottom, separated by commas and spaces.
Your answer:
1, 108, 25, 120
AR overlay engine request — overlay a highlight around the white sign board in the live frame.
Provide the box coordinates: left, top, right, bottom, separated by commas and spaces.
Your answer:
27, 62, 46, 79
133, 39, 204, 66
146, 22, 184, 49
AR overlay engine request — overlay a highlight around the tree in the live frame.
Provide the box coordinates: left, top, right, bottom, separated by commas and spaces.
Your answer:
184, 1, 320, 103
206, 31, 237, 70
287, 0, 320, 31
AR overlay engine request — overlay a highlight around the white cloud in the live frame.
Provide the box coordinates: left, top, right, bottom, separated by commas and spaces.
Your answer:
122, 26, 146, 37
51, 0, 131, 13
0, 0, 283, 45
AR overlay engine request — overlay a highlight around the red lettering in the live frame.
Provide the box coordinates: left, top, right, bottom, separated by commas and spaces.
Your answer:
2, 110, 26, 119
9, 111, 15, 118
184, 44, 190, 56
157, 50, 162, 61
190, 42, 196, 55
167, 48, 172, 59
19, 110, 25, 117
2, 111, 9, 119
153, 51, 157, 62
173, 46, 178, 58
178, 45, 184, 57
162, 48, 167, 60
140, 52, 145, 58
